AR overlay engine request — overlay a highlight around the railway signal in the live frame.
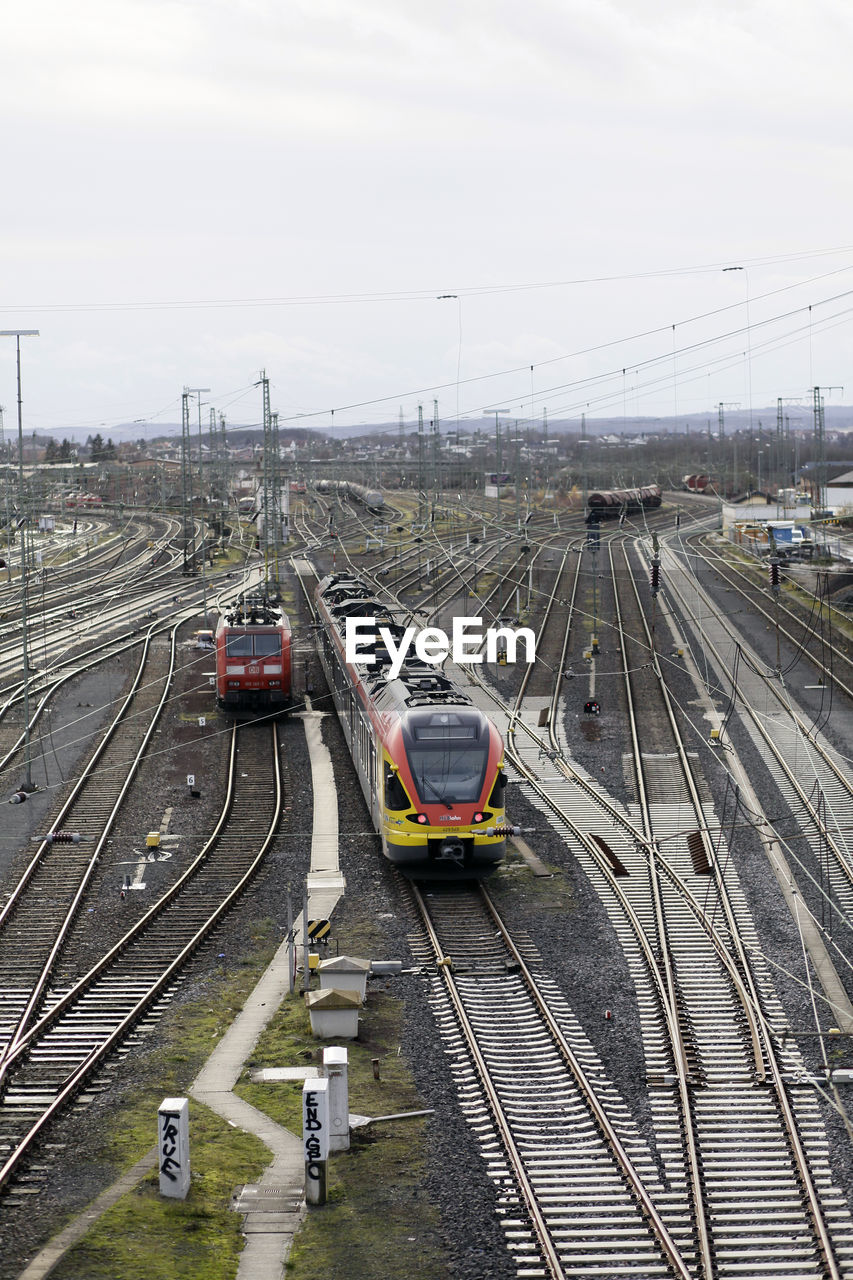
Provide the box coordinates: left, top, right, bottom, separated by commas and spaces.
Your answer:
768, 556, 781, 594
584, 700, 601, 716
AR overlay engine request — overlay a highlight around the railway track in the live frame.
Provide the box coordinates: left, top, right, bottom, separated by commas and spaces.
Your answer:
408, 516, 853, 1277
685, 531, 853, 695
650, 533, 853, 978
0, 720, 283, 1219
0, 620, 182, 1074
409, 879, 693, 1278
613, 538, 853, 1279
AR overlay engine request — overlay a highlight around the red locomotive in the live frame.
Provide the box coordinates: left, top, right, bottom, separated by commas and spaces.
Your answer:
214, 593, 292, 712
315, 572, 509, 877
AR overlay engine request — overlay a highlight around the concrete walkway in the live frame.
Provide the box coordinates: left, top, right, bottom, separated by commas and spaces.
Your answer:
17, 707, 344, 1280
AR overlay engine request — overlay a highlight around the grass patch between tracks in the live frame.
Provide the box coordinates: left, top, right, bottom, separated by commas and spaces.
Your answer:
45, 935, 279, 1280
237, 985, 447, 1279
41, 904, 448, 1280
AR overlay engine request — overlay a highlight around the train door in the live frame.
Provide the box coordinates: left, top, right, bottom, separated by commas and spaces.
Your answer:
367, 732, 378, 825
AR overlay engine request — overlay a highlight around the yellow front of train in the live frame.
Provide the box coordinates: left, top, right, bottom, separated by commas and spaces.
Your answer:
379, 708, 508, 875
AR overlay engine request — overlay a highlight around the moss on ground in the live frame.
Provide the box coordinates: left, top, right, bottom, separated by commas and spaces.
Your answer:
284, 1125, 447, 1280
37, 898, 451, 1280
236, 989, 448, 1280
49, 1109, 267, 1280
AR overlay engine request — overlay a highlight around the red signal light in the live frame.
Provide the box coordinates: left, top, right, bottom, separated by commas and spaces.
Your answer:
417, 813, 427, 824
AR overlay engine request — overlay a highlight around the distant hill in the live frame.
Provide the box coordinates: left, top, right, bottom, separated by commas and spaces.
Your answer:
44, 404, 853, 446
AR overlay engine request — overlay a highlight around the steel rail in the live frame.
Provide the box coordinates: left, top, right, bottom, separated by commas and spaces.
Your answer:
0, 613, 198, 780
611, 540, 715, 1280
476, 883, 694, 1280
626, 536, 844, 1280
0, 722, 282, 1193
1, 721, 274, 1067
411, 880, 692, 1280
0, 617, 189, 1081
688, 530, 853, 695
654, 536, 853, 896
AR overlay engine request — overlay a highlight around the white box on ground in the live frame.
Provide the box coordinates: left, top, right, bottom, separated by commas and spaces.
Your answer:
158, 1097, 190, 1199
316, 955, 371, 1001
323, 1045, 349, 1151
303, 1076, 330, 1205
306, 987, 361, 1038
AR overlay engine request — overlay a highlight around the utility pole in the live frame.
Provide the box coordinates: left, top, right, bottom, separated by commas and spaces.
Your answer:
417, 404, 425, 525
542, 406, 549, 500
220, 411, 228, 509
186, 387, 211, 622
514, 421, 521, 534
432, 397, 441, 507
812, 386, 841, 519
717, 403, 738, 501
180, 390, 193, 574
0, 405, 9, 552
0, 330, 39, 792
259, 372, 284, 596
776, 398, 784, 517
209, 406, 217, 497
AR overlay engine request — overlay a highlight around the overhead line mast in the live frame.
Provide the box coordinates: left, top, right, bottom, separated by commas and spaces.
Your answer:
0, 329, 39, 793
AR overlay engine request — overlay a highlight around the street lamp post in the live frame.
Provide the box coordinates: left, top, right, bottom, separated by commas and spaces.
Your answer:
1, 329, 39, 791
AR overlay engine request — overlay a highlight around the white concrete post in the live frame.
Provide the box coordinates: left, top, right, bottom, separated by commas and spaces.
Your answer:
323, 1045, 349, 1151
303, 1076, 329, 1205
158, 1097, 190, 1199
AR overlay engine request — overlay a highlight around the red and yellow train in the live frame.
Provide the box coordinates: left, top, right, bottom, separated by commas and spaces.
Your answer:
214, 593, 292, 712
315, 572, 509, 877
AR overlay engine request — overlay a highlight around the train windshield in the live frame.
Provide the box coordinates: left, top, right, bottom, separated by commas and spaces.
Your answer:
254, 633, 281, 656
224, 633, 281, 657
225, 634, 253, 657
407, 743, 489, 806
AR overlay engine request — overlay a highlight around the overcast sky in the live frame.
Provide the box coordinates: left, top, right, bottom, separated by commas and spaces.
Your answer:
3, 0, 853, 440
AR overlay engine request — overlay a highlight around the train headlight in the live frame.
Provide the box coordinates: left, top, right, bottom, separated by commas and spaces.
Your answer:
417, 813, 428, 824
227, 680, 240, 688
474, 812, 483, 823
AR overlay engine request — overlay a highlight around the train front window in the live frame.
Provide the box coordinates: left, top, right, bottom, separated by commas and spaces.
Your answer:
407, 745, 489, 805
225, 633, 281, 657
225, 634, 253, 657
254, 634, 281, 657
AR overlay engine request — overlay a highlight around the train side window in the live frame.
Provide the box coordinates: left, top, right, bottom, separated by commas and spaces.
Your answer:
488, 770, 507, 808
384, 767, 409, 810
